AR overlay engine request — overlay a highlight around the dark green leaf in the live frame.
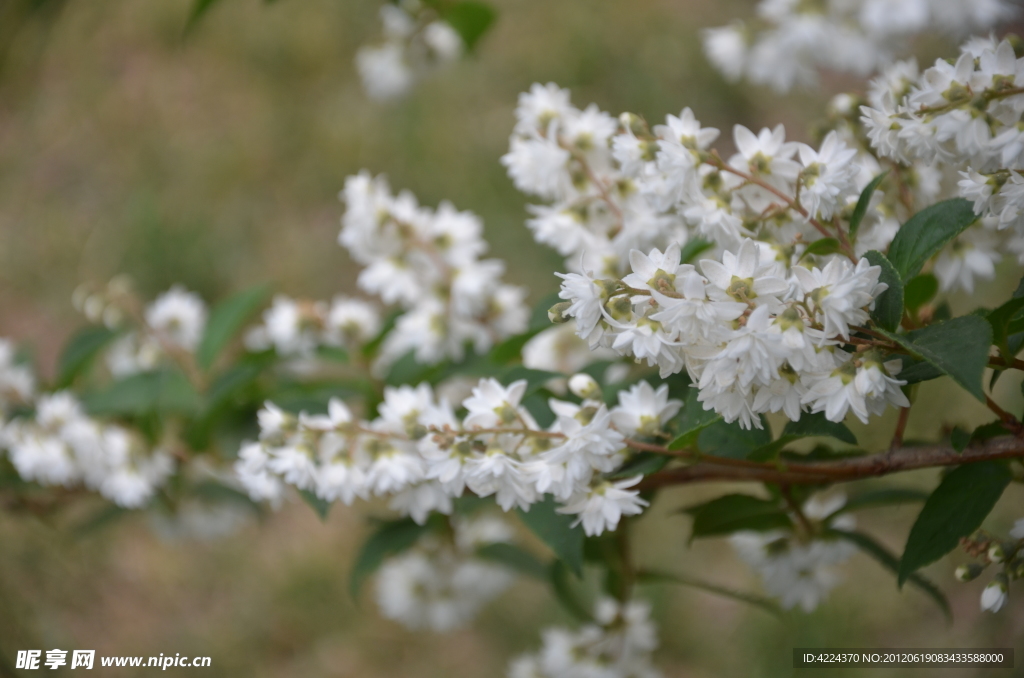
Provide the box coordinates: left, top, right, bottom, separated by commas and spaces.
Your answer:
549, 559, 592, 621
82, 369, 201, 416
826, 488, 928, 519
73, 504, 131, 538
828, 528, 950, 621
903, 274, 938, 311
185, 0, 222, 32
55, 326, 118, 388
476, 542, 548, 579
517, 495, 584, 577
500, 366, 562, 394
679, 238, 714, 264
849, 171, 888, 240
668, 386, 721, 450
950, 427, 970, 453
635, 569, 781, 616
349, 518, 429, 598
800, 238, 841, 261
684, 493, 791, 539
886, 198, 977, 280
607, 452, 670, 479
488, 292, 560, 364
299, 490, 331, 521
751, 411, 857, 460
697, 418, 771, 459
863, 250, 903, 332
196, 285, 269, 370
442, 1, 496, 51
984, 291, 1024, 361
898, 461, 1011, 585
880, 316, 992, 402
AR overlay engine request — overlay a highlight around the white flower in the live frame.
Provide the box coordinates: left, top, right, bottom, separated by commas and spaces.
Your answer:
557, 475, 648, 536
980, 578, 1009, 613
144, 285, 207, 352
463, 378, 529, 429
703, 23, 748, 81
356, 42, 414, 101
502, 134, 573, 200
611, 381, 682, 436
796, 132, 858, 219
422, 21, 462, 62
324, 297, 380, 347
792, 257, 884, 341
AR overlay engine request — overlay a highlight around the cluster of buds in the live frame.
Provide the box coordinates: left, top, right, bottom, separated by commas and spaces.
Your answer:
956, 525, 1024, 612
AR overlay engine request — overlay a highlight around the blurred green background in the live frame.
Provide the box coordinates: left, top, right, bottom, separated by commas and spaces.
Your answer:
0, 0, 1022, 675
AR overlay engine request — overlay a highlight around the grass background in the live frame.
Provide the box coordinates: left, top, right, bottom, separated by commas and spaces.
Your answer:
0, 0, 1022, 675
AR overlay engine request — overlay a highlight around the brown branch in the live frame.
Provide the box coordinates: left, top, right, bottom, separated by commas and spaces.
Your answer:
639, 433, 1024, 489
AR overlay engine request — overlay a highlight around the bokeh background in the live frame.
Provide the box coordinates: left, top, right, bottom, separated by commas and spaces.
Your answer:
0, 0, 1022, 675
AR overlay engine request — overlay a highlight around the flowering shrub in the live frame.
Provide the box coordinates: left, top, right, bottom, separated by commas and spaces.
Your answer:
3, 3, 1024, 675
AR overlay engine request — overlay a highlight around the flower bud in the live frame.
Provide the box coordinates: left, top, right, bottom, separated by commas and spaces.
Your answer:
568, 373, 602, 401
548, 301, 572, 324
955, 563, 985, 582
988, 543, 1005, 564
980, 574, 1009, 613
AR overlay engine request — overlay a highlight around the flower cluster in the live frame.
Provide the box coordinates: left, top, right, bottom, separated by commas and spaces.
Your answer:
236, 378, 680, 534
860, 38, 1024, 270
340, 172, 529, 368
955, 520, 1024, 613
105, 286, 208, 377
1, 391, 174, 507
356, 0, 463, 101
375, 514, 515, 631
703, 0, 1012, 92
508, 597, 661, 678
730, 494, 856, 612
245, 294, 381, 359
503, 83, 911, 278
557, 239, 908, 429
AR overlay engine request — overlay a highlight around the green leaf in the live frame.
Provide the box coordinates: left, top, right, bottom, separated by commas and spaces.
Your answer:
903, 274, 938, 311
549, 559, 592, 621
863, 250, 903, 331
349, 518, 429, 598
826, 488, 928, 519
517, 495, 585, 577
799, 238, 841, 261
679, 238, 714, 264
886, 198, 977, 280
683, 494, 791, 540
849, 171, 888, 240
82, 369, 201, 417
751, 411, 857, 460
299, 490, 331, 521
668, 386, 721, 450
898, 461, 1011, 586
950, 427, 970, 453
984, 290, 1024, 361
880, 316, 992, 402
442, 1, 496, 51
635, 569, 781, 616
196, 285, 269, 370
476, 542, 548, 580
828, 528, 950, 621
185, 0, 223, 33
500, 366, 562, 394
55, 326, 118, 388
697, 418, 771, 459
607, 452, 669, 479
488, 292, 562, 364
